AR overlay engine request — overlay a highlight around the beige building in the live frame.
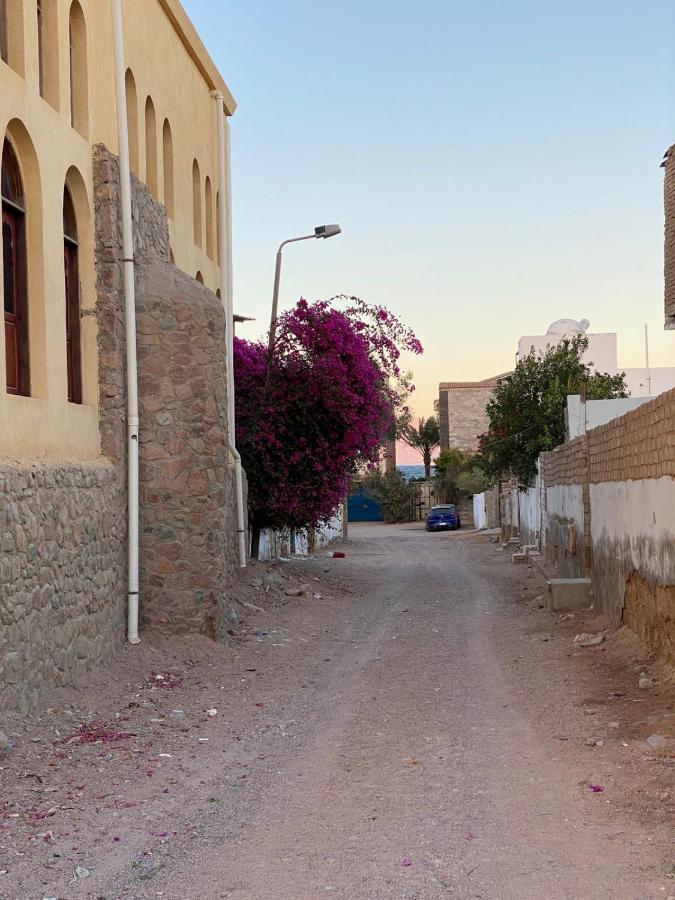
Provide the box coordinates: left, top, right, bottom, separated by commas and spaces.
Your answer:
438, 375, 509, 453
1, 0, 241, 712
1, 0, 235, 460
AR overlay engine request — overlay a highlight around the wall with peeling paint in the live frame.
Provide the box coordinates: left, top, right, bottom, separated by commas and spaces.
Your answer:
519, 483, 541, 547
589, 478, 675, 658
544, 484, 586, 578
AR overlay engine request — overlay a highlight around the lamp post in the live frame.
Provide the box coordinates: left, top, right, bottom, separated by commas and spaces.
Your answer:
267, 224, 342, 355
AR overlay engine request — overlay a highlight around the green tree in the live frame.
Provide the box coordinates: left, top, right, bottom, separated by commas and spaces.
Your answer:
402, 416, 440, 479
433, 447, 466, 503
457, 465, 490, 496
479, 335, 627, 485
361, 469, 413, 523
433, 448, 490, 501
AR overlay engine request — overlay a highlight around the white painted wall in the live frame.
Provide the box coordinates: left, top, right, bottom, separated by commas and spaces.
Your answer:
473, 493, 487, 529
546, 483, 584, 528
313, 512, 344, 550
589, 477, 675, 582
566, 395, 654, 439
519, 483, 540, 546
544, 483, 585, 578
518, 331, 617, 371
623, 367, 675, 398
256, 511, 343, 561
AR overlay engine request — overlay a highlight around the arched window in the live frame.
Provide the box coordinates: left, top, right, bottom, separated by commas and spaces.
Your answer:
124, 69, 138, 174
68, 1, 88, 137
1, 0, 25, 75
205, 176, 213, 259
0, 1, 7, 63
162, 119, 174, 218
192, 159, 201, 247
37, 0, 59, 109
144, 96, 157, 197
2, 138, 29, 395
62, 184, 81, 403
195, 270, 204, 285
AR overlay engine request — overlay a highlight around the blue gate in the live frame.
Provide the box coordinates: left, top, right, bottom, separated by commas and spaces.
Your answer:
348, 487, 383, 522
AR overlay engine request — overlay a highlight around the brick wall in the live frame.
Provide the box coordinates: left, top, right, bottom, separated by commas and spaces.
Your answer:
663, 144, 675, 329
586, 388, 675, 650
587, 389, 675, 483
539, 388, 675, 660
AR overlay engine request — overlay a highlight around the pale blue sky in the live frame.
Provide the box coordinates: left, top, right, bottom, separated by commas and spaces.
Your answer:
184, 0, 675, 416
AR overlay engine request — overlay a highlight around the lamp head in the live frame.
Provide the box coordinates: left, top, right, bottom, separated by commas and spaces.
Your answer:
314, 224, 342, 239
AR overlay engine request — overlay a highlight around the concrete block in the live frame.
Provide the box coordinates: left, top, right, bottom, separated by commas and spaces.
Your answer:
547, 578, 593, 612
503, 537, 521, 551
512, 551, 528, 565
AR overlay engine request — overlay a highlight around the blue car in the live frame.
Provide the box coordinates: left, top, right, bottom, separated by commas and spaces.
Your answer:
425, 504, 461, 532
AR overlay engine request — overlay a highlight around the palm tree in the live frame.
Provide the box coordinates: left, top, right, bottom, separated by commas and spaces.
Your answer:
402, 416, 440, 479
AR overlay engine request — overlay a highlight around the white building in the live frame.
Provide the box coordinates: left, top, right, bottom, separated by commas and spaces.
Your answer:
518, 319, 675, 398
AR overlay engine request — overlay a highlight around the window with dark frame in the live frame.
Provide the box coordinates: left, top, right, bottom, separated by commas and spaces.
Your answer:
63, 185, 82, 404
2, 139, 29, 396
0, 0, 8, 64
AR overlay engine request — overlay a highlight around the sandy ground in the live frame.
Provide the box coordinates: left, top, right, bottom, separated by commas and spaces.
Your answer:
0, 522, 673, 900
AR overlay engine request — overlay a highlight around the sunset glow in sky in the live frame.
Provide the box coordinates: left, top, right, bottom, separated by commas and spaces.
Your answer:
185, 0, 675, 442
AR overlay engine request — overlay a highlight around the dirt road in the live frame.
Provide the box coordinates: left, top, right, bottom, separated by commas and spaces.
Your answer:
2, 524, 673, 899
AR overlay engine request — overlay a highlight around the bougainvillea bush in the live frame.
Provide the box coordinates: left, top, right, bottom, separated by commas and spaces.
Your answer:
234, 295, 421, 533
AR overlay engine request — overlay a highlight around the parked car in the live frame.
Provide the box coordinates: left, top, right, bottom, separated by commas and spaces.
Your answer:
425, 504, 461, 532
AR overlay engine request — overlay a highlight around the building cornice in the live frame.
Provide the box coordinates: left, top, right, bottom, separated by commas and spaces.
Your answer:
158, 0, 237, 114
439, 372, 511, 390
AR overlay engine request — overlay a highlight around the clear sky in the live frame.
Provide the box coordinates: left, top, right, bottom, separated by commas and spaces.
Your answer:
184, 0, 675, 432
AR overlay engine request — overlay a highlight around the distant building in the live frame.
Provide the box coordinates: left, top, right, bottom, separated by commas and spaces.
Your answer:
518, 318, 675, 398
438, 374, 509, 452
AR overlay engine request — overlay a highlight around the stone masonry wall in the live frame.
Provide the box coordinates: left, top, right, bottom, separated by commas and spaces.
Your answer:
439, 386, 494, 452
663, 144, 675, 329
94, 146, 241, 639
136, 259, 240, 636
0, 146, 239, 712
0, 462, 125, 711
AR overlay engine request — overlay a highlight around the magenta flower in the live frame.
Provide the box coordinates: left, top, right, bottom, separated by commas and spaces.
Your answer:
234, 295, 421, 532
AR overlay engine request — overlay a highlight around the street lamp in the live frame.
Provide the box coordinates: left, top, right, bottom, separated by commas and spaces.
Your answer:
268, 224, 342, 354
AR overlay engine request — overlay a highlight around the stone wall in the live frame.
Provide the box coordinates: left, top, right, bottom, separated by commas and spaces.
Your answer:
136, 259, 240, 636
438, 383, 496, 452
663, 143, 675, 329
0, 461, 125, 711
0, 146, 240, 712
94, 146, 241, 639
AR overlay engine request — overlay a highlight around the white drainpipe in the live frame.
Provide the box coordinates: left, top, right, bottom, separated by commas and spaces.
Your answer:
112, 0, 141, 642
213, 91, 247, 569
